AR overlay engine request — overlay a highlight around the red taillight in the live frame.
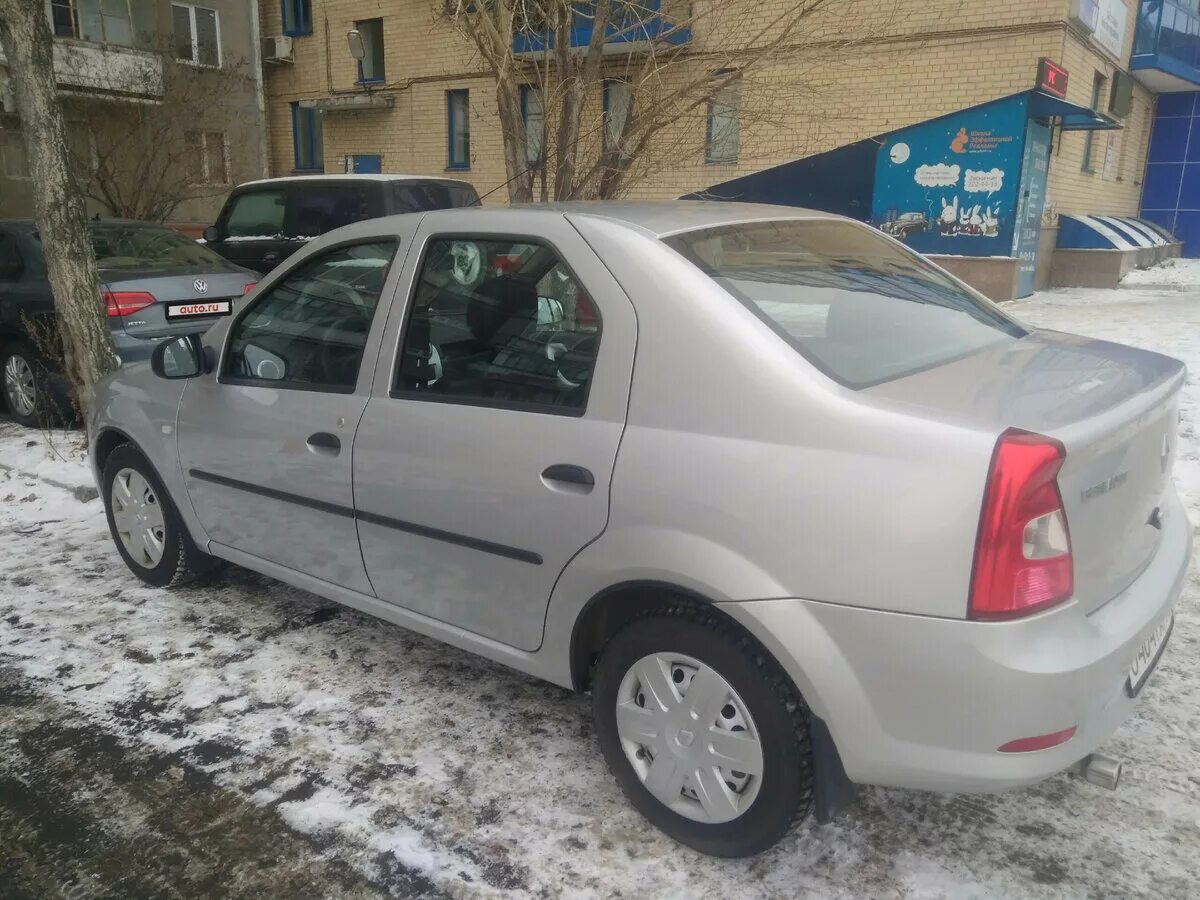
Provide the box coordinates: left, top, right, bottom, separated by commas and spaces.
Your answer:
969, 429, 1073, 620
103, 291, 156, 317
242, 282, 257, 295
997, 726, 1077, 753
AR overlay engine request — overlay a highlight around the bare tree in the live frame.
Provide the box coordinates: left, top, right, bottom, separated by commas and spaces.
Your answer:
441, 0, 899, 202
0, 0, 116, 413
69, 54, 257, 222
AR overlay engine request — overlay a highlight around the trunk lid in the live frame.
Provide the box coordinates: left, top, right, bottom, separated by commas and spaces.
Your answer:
104, 269, 255, 341
867, 330, 1184, 613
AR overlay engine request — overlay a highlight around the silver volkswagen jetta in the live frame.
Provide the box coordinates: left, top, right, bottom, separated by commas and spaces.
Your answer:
89, 203, 1190, 857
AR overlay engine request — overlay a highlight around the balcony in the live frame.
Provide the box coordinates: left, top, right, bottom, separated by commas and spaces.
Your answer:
513, 1, 692, 56
1131, 0, 1200, 91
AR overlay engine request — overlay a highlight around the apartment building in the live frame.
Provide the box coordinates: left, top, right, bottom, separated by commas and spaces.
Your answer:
0, 0, 267, 226
258, 2, 1194, 288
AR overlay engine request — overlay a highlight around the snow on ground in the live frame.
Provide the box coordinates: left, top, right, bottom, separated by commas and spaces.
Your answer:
1121, 257, 1200, 287
2, 280, 1199, 898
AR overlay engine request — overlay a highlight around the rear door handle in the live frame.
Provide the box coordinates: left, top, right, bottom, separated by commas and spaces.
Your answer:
541, 464, 594, 494
306, 432, 341, 457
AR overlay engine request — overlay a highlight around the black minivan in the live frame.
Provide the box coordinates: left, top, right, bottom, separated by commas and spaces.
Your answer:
203, 175, 480, 275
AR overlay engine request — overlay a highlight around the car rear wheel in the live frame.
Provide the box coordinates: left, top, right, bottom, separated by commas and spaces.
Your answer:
102, 443, 216, 587
592, 610, 814, 857
2, 343, 44, 427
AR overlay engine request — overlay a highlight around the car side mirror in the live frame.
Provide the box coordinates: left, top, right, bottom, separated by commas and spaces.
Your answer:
202, 226, 220, 243
151, 333, 210, 379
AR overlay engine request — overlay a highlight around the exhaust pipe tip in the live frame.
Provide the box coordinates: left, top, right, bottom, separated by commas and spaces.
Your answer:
1074, 753, 1123, 790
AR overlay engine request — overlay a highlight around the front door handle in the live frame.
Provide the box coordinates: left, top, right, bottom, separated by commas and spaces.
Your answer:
263, 251, 280, 261
306, 432, 341, 457
541, 464, 594, 494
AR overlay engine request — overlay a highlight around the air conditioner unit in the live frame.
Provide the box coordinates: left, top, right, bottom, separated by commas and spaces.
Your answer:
263, 35, 294, 64
1070, 0, 1099, 35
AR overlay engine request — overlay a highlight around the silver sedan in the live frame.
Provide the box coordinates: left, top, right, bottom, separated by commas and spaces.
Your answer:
89, 203, 1190, 857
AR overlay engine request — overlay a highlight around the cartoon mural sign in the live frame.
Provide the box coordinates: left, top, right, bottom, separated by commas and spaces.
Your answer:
870, 95, 1028, 256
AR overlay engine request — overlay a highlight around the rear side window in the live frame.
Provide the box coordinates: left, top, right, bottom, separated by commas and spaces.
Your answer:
393, 181, 480, 213
664, 220, 1026, 388
287, 184, 380, 238
223, 190, 287, 239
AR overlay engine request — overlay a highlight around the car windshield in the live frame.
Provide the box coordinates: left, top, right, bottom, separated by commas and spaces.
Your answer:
89, 225, 233, 272
663, 219, 1026, 388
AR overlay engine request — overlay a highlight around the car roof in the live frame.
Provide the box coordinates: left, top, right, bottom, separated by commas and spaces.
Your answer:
349, 201, 843, 241
235, 174, 476, 189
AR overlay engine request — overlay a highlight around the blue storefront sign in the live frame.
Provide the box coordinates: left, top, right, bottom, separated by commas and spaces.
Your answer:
871, 95, 1029, 258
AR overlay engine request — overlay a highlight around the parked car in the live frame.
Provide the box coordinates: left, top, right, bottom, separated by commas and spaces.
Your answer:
89, 203, 1189, 857
202, 174, 481, 275
0, 219, 255, 426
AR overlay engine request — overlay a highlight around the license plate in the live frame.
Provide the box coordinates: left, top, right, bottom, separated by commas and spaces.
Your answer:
166, 300, 231, 319
1126, 613, 1173, 697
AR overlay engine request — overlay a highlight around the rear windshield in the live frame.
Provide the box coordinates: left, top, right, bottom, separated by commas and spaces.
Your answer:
90, 225, 233, 273
663, 219, 1026, 388
393, 181, 481, 213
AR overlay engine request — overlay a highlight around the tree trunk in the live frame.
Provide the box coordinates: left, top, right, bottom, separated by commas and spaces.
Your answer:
0, 0, 117, 414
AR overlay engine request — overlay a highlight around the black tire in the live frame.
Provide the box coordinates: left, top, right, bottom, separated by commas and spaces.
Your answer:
592, 608, 814, 857
102, 443, 216, 587
1, 341, 50, 428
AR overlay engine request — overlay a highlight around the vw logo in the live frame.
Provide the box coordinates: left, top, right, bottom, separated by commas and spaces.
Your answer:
193, 279, 209, 294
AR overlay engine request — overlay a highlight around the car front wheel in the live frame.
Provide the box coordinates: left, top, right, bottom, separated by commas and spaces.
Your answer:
1, 343, 44, 427
102, 443, 215, 587
592, 610, 814, 857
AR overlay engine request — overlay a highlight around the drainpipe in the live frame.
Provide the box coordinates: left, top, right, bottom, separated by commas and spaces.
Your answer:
248, 1, 269, 178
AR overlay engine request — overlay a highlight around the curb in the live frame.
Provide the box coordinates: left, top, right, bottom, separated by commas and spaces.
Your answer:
0, 461, 99, 503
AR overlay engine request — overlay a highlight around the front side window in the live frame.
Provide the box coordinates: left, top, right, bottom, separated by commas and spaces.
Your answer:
705, 73, 741, 165
395, 237, 601, 413
665, 220, 1025, 389
292, 102, 324, 171
447, 90, 470, 170
355, 18, 385, 83
281, 0, 312, 36
226, 241, 397, 391
223, 190, 287, 238
172, 4, 221, 67
0, 234, 25, 282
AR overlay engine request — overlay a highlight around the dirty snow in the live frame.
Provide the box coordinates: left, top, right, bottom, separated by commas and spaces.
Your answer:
1121, 257, 1200, 287
1, 279, 1199, 898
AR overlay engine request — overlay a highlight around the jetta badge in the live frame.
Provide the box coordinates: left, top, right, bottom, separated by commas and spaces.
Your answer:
193, 279, 209, 294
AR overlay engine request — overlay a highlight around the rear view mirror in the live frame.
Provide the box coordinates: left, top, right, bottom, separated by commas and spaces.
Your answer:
151, 333, 208, 379
202, 226, 220, 243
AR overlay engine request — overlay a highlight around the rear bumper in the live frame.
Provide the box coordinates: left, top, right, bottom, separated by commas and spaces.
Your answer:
718, 487, 1191, 794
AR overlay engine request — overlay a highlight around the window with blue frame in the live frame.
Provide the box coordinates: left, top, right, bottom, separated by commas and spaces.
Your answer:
447, 90, 470, 170
355, 18, 385, 83
521, 85, 545, 168
281, 0, 311, 37
705, 72, 741, 165
603, 79, 634, 157
291, 102, 324, 172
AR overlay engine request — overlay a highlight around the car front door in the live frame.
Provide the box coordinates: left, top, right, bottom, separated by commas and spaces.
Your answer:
209, 187, 293, 274
177, 237, 407, 592
352, 212, 637, 651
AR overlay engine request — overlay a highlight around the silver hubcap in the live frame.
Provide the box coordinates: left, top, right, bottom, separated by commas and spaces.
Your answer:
3, 354, 36, 417
616, 653, 764, 824
110, 468, 166, 568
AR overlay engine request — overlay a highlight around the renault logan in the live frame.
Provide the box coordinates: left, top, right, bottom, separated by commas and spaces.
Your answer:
89, 203, 1190, 857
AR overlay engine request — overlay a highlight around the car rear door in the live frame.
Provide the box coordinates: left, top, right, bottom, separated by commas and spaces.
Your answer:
352, 210, 637, 651
208, 186, 292, 274
176, 235, 410, 592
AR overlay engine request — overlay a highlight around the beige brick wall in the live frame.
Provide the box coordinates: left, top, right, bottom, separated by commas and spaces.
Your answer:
260, 0, 1154, 219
